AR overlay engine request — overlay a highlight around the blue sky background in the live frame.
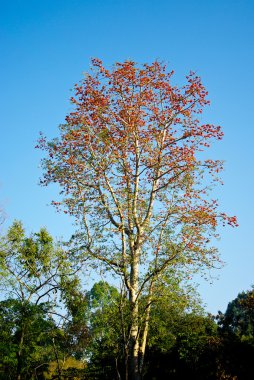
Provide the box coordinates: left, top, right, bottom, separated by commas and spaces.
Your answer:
1, 0, 253, 314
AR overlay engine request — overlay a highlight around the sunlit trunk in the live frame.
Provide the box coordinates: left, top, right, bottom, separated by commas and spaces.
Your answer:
139, 286, 153, 377
128, 250, 141, 380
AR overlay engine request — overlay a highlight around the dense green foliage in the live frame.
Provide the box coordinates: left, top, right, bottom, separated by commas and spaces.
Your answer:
0, 222, 88, 379
0, 222, 254, 379
0, 299, 58, 379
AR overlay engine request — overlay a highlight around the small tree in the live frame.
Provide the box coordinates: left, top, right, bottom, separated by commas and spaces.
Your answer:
0, 221, 70, 306
38, 59, 237, 380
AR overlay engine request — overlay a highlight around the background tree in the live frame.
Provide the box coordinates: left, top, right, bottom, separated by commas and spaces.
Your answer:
0, 221, 69, 304
82, 278, 205, 380
85, 281, 125, 379
0, 221, 87, 380
145, 312, 221, 380
216, 288, 254, 379
83, 279, 222, 380
0, 299, 59, 380
39, 58, 237, 380
58, 275, 90, 368
218, 288, 254, 340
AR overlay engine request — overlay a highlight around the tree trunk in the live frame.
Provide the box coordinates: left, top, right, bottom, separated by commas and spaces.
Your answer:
129, 310, 141, 380
139, 285, 153, 377
16, 326, 25, 380
115, 357, 121, 380
128, 251, 141, 380
52, 337, 62, 380
129, 321, 141, 379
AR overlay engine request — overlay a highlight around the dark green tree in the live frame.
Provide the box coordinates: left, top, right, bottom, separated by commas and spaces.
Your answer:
219, 288, 254, 340
217, 288, 254, 380
0, 298, 58, 380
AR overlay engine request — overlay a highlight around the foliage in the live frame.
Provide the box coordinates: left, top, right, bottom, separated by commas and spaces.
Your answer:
0, 298, 57, 380
0, 296, 89, 380
0, 221, 70, 304
218, 288, 254, 341
59, 276, 90, 361
0, 221, 89, 380
82, 281, 220, 380
85, 281, 126, 379
144, 313, 221, 380
1, 268, 254, 380
44, 357, 86, 380
216, 288, 254, 380
83, 284, 254, 380
85, 279, 205, 379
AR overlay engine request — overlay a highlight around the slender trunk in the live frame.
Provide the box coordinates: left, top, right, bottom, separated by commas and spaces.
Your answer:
139, 285, 153, 377
129, 250, 141, 380
115, 357, 121, 380
16, 327, 25, 380
125, 355, 129, 380
119, 291, 129, 380
129, 304, 141, 380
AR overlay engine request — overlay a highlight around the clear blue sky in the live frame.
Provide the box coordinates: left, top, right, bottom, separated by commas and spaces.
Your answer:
1, 0, 253, 314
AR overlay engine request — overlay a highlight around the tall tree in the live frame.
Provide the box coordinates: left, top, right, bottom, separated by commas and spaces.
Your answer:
38, 59, 237, 380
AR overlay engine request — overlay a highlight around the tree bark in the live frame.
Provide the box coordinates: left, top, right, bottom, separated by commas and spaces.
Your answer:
16, 327, 25, 380
52, 337, 62, 380
139, 285, 153, 377
129, 249, 141, 380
